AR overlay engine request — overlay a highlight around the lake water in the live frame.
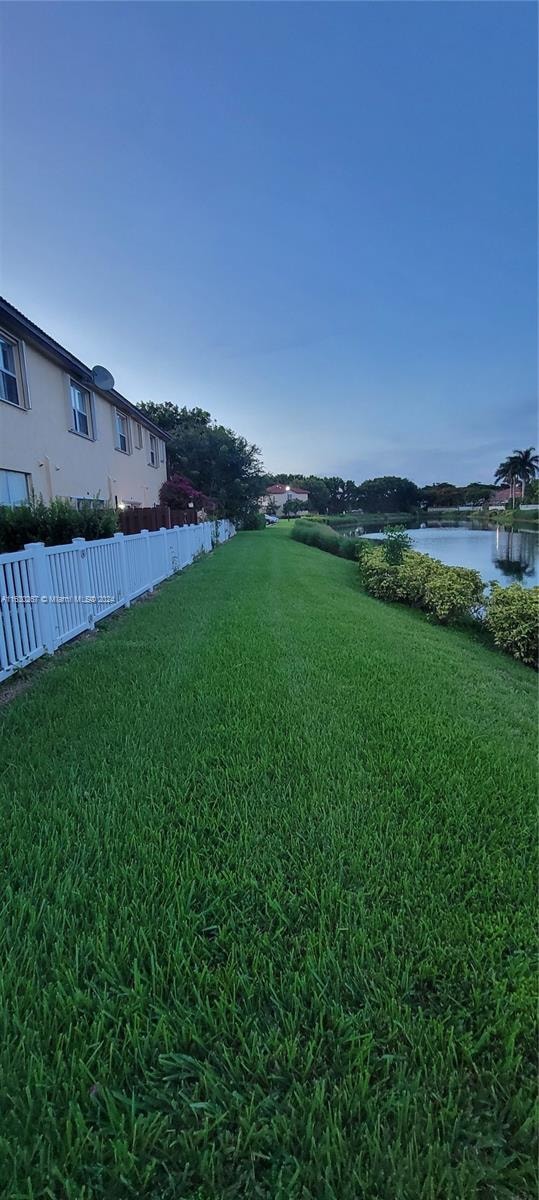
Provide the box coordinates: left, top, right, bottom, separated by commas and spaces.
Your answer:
355, 525, 539, 589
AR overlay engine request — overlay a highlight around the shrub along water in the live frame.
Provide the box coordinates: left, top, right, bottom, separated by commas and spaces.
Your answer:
0, 497, 118, 553
360, 545, 484, 624
485, 583, 539, 667
293, 520, 539, 665
291, 519, 363, 561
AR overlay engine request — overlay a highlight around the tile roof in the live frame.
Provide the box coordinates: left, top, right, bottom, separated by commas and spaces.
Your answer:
266, 483, 309, 495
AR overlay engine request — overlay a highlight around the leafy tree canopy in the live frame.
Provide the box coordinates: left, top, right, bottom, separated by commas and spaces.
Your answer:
356, 476, 420, 513
137, 402, 267, 521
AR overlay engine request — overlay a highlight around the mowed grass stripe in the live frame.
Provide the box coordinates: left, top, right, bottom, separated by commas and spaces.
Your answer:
0, 525, 536, 1200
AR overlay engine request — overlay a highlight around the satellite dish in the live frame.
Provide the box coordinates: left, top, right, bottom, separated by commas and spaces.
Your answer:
91, 365, 115, 391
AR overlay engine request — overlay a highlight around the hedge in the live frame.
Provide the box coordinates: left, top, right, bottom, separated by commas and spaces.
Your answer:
0, 498, 118, 554
291, 520, 363, 561
485, 583, 539, 667
360, 546, 484, 624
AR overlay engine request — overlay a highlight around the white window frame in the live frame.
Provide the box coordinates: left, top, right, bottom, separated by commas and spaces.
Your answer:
0, 468, 31, 506
114, 409, 130, 454
0, 330, 30, 409
148, 433, 158, 468
69, 379, 93, 439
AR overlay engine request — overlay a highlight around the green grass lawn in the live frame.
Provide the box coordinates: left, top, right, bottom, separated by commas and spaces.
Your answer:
1, 525, 536, 1200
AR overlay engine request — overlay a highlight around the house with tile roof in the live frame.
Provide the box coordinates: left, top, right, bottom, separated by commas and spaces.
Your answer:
260, 482, 310, 513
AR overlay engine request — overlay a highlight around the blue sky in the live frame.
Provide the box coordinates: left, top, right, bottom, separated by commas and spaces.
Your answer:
1, 2, 537, 485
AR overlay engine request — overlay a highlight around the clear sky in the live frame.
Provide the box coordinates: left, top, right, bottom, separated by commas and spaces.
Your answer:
1, 2, 537, 485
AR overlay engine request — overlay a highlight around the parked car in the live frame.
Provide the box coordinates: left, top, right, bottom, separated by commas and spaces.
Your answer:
265, 514, 279, 525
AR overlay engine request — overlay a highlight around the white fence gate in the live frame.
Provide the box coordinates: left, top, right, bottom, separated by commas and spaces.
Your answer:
0, 520, 235, 683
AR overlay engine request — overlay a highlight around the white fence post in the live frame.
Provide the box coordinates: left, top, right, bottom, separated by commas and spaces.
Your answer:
141, 529, 153, 592
72, 538, 95, 629
160, 527, 172, 577
114, 531, 130, 607
25, 541, 56, 654
173, 525, 182, 572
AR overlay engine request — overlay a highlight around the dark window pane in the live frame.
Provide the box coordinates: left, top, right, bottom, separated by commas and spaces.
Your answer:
0, 369, 19, 405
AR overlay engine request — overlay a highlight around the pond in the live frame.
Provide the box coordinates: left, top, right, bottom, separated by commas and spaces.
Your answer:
349, 524, 539, 589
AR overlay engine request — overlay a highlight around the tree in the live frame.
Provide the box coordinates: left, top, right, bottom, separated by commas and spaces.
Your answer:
510, 448, 539, 502
137, 402, 266, 521
159, 473, 214, 512
356, 476, 420, 513
524, 478, 539, 504
495, 455, 523, 509
282, 498, 303, 519
324, 477, 346, 514
463, 483, 491, 507
419, 483, 462, 509
304, 477, 330, 514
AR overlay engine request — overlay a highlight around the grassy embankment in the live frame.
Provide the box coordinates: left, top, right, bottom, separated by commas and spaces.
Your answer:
306, 509, 539, 530
490, 508, 539, 530
304, 512, 416, 528
1, 523, 536, 1199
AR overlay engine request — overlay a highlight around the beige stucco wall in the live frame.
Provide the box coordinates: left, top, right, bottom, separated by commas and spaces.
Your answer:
0, 341, 167, 507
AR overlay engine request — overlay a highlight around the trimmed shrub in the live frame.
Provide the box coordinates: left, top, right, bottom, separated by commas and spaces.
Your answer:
292, 521, 341, 556
394, 550, 439, 606
338, 537, 363, 561
359, 546, 401, 600
423, 564, 484, 624
360, 545, 484, 625
485, 583, 539, 666
0, 498, 118, 554
293, 519, 372, 563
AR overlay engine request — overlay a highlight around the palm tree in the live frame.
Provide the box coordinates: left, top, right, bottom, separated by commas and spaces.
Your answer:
511, 447, 539, 501
494, 455, 520, 507
494, 448, 538, 507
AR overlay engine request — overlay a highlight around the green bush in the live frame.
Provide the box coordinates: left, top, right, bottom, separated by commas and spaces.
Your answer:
338, 537, 363, 561
293, 519, 372, 564
241, 510, 266, 531
0, 498, 118, 554
485, 583, 539, 666
359, 545, 484, 625
292, 520, 341, 555
359, 546, 401, 600
423, 564, 484, 624
383, 525, 412, 564
394, 550, 439, 606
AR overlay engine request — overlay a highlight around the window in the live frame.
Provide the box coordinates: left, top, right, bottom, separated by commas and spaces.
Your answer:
134, 423, 143, 449
149, 433, 158, 467
0, 335, 21, 406
159, 439, 165, 463
115, 409, 129, 453
70, 380, 92, 437
0, 469, 30, 506
71, 497, 106, 511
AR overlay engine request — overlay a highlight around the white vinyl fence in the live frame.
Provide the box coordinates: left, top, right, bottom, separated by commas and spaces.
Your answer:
0, 520, 235, 683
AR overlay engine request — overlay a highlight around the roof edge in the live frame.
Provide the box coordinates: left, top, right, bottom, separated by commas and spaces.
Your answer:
0, 296, 171, 440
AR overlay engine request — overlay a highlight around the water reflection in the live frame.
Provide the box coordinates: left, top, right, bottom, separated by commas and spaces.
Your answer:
492, 528, 536, 581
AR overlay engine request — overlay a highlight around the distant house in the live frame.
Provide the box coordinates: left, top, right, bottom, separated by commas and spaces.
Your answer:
488, 484, 523, 509
260, 482, 310, 513
0, 297, 169, 510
